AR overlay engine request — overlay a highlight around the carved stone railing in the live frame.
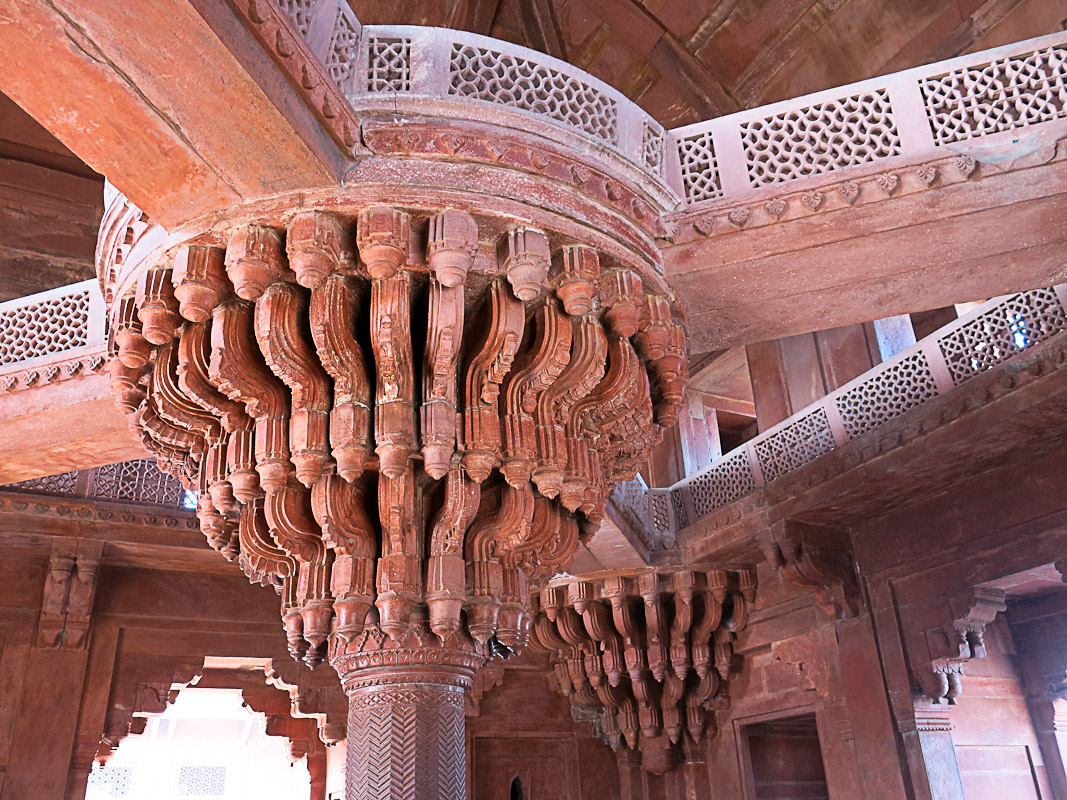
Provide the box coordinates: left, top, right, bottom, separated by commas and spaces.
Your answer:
269, 0, 362, 87
616, 284, 1067, 537
2, 458, 192, 510
343, 25, 669, 189
262, 4, 1067, 214
0, 280, 108, 392
667, 32, 1067, 206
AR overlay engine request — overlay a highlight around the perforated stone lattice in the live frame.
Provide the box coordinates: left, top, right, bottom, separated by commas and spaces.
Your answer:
686, 449, 756, 517
325, 6, 360, 89
642, 122, 665, 173
921, 45, 1067, 145
836, 351, 938, 439
367, 36, 411, 92
670, 489, 689, 530
4, 470, 79, 496
449, 44, 618, 144
938, 288, 1067, 385
741, 89, 902, 187
755, 408, 835, 484
610, 478, 654, 550
276, 0, 313, 37
0, 290, 90, 367
649, 492, 670, 533
676, 131, 722, 204
85, 765, 132, 799
176, 765, 226, 797
91, 459, 185, 506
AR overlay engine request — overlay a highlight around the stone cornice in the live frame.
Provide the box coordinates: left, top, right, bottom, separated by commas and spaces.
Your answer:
0, 348, 106, 393
661, 132, 1067, 246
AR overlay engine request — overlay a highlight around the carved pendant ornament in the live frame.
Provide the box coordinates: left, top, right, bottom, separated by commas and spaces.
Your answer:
105, 202, 686, 796
534, 569, 755, 775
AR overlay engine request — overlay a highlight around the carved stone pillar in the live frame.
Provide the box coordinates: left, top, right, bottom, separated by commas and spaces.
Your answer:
332, 611, 483, 800
345, 675, 468, 800
896, 703, 966, 800
616, 747, 646, 800
99, 58, 684, 792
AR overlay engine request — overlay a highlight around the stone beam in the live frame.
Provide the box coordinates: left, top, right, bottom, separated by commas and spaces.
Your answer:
663, 135, 1067, 351
0, 362, 144, 483
0, 489, 218, 573
0, 0, 350, 228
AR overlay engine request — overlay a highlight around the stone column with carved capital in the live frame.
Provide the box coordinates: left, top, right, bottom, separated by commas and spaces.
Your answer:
333, 610, 484, 800
101, 182, 684, 794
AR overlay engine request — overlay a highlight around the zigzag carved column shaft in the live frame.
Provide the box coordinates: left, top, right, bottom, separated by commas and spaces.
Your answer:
102, 174, 683, 793
534, 569, 756, 776
334, 612, 479, 800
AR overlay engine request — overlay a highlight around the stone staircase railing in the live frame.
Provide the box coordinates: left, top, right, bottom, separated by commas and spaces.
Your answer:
615, 284, 1067, 539
0, 280, 108, 392
667, 32, 1067, 206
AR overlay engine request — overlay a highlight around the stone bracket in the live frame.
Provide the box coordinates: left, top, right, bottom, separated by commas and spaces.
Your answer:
763, 520, 861, 620
912, 584, 1007, 704
37, 539, 104, 650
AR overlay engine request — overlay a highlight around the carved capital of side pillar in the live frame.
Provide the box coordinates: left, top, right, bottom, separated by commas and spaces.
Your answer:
330, 610, 487, 800
893, 699, 966, 800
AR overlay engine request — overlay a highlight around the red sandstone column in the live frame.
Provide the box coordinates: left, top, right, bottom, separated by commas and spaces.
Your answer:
330, 612, 483, 800
902, 704, 966, 800
1025, 694, 1067, 800
344, 672, 470, 800
616, 748, 647, 800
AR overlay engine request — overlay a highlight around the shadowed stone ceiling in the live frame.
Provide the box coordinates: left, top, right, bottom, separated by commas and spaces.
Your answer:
349, 0, 1067, 127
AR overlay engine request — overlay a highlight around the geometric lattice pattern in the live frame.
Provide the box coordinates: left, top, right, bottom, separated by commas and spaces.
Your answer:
649, 492, 670, 533
449, 44, 618, 144
1, 459, 196, 511
91, 459, 185, 506
325, 6, 361, 90
276, 0, 313, 38
676, 131, 722, 204
636, 285, 1067, 529
670, 488, 690, 530
921, 45, 1067, 145
85, 765, 132, 799
610, 477, 654, 550
0, 289, 90, 366
687, 449, 757, 517
367, 36, 412, 92
4, 469, 79, 496
741, 89, 902, 187
642, 121, 665, 172
938, 288, 1067, 385
755, 407, 835, 483
176, 765, 226, 797
836, 351, 938, 439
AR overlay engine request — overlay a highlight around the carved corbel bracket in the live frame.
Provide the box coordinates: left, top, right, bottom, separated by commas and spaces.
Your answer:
535, 569, 755, 776
764, 521, 861, 620
913, 585, 1007, 704
37, 539, 103, 650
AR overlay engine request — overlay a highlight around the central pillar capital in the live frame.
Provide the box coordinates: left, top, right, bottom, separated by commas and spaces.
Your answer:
330, 611, 487, 692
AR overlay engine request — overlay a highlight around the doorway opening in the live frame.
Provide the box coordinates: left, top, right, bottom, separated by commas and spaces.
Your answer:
743, 714, 829, 800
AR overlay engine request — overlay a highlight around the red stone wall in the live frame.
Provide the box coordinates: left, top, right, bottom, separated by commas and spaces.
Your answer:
469, 653, 620, 800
